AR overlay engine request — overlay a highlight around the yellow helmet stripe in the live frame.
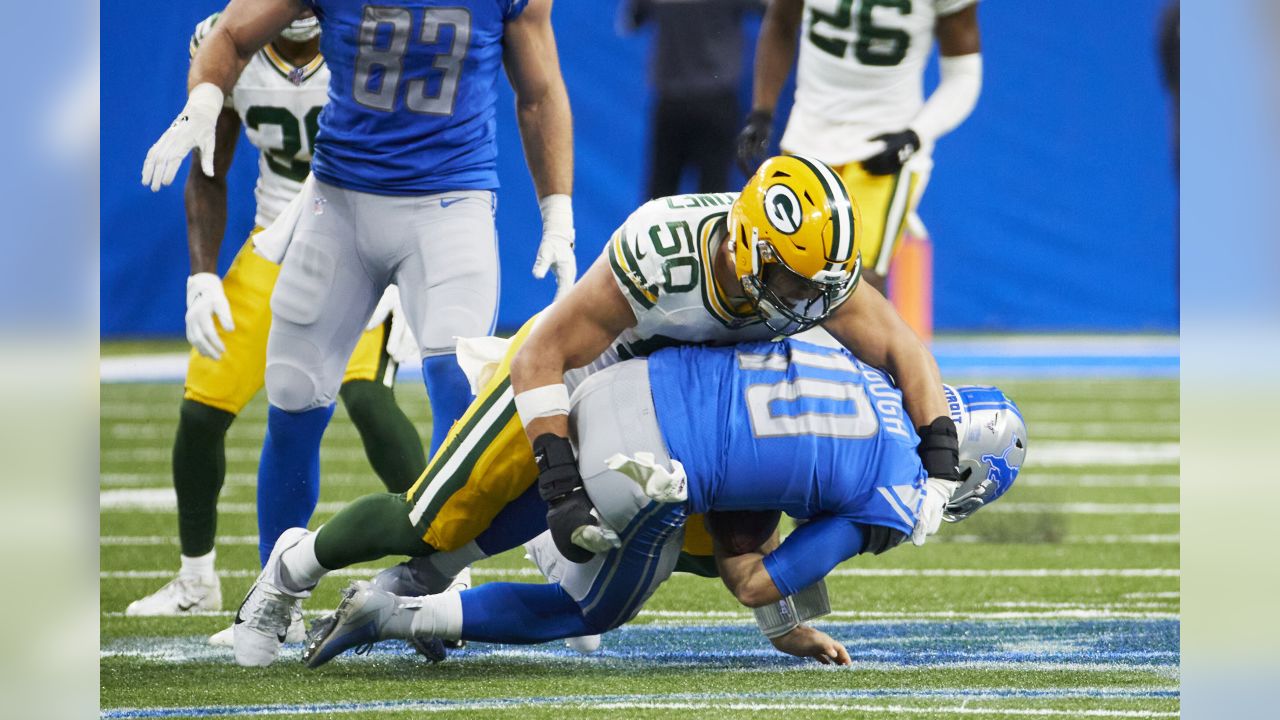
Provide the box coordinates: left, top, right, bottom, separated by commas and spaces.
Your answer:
790, 154, 854, 269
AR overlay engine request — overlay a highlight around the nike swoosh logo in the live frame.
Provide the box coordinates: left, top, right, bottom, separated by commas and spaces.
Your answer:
177, 601, 196, 612
440, 197, 463, 208
633, 243, 646, 260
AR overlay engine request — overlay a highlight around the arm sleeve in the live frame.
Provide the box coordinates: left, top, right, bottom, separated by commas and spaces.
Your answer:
762, 515, 864, 597
909, 52, 982, 144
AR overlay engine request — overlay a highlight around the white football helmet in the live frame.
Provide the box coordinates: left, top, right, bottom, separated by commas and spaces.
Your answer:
942, 385, 1028, 522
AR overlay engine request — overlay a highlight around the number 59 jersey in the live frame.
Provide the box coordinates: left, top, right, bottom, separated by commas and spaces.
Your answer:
648, 338, 926, 536
191, 14, 329, 229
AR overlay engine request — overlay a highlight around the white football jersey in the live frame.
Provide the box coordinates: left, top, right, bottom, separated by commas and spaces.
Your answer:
780, 0, 977, 165
191, 14, 329, 228
597, 193, 781, 367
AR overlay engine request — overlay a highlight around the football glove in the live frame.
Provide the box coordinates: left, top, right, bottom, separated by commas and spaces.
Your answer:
861, 128, 921, 176
735, 109, 774, 175
185, 272, 235, 360
534, 434, 619, 562
142, 83, 223, 192
912, 477, 958, 547
365, 285, 420, 365
605, 452, 687, 503
533, 194, 577, 300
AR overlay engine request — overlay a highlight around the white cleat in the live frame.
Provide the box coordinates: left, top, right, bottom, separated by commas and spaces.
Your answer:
566, 634, 601, 654
231, 527, 313, 667
209, 606, 305, 647
303, 581, 402, 668
125, 574, 221, 616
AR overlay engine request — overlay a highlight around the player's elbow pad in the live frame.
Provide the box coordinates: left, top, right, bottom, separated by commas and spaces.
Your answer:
859, 523, 907, 555
911, 53, 982, 144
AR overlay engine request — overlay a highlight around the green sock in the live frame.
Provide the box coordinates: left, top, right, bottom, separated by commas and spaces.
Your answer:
339, 379, 427, 494
314, 492, 432, 569
172, 399, 236, 558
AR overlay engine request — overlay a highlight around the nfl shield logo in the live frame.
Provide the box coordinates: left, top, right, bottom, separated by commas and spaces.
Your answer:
288, 67, 306, 86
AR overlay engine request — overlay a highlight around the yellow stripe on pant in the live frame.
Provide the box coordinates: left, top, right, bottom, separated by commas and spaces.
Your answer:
184, 229, 389, 415
402, 316, 716, 560
832, 162, 922, 277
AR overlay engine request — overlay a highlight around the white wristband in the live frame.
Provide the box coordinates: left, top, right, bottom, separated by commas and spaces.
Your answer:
187, 82, 226, 119
539, 194, 574, 238
514, 384, 571, 427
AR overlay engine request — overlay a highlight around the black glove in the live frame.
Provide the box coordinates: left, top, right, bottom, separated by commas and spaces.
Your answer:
916, 416, 960, 483
861, 129, 921, 176
735, 109, 774, 176
533, 433, 600, 564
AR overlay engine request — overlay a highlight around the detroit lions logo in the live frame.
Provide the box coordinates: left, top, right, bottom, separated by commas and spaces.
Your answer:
763, 185, 802, 234
980, 435, 1022, 490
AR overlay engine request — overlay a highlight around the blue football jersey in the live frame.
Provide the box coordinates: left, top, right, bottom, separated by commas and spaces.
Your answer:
647, 339, 927, 594
304, 0, 528, 194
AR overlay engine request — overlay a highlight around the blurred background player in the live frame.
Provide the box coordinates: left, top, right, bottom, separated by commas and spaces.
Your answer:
620, 0, 764, 198
140, 0, 575, 662
126, 12, 427, 630
737, 0, 982, 337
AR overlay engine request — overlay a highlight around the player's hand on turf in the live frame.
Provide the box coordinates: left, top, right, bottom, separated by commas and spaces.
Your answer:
912, 477, 958, 546
185, 272, 234, 360
534, 195, 577, 300
547, 488, 620, 561
861, 128, 921, 176
605, 452, 687, 503
769, 625, 851, 666
735, 110, 774, 176
141, 83, 224, 191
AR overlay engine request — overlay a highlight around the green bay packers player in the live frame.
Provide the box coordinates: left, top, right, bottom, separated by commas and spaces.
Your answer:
125, 12, 427, 636
737, 0, 982, 293
233, 155, 963, 667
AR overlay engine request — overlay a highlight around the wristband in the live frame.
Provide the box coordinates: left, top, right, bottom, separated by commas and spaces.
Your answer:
539, 194, 574, 240
515, 384, 571, 427
753, 595, 800, 639
792, 579, 831, 624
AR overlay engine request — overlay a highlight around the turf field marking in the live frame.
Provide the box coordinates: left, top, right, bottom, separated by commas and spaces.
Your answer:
102, 608, 1180, 621
989, 503, 1179, 515
1029, 421, 1178, 439
101, 567, 1180, 580
1020, 474, 1178, 487
103, 446, 375, 463
1026, 442, 1178, 466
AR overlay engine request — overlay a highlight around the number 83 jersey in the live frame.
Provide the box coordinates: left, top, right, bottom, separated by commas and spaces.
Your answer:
191, 14, 328, 229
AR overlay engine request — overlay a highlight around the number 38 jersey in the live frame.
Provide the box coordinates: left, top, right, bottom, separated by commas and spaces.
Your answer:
599, 193, 780, 368
781, 0, 978, 165
190, 14, 329, 229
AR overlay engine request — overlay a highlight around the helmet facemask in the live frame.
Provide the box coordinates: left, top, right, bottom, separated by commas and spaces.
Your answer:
739, 228, 855, 334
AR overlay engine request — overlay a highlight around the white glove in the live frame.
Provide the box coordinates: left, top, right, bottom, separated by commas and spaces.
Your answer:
911, 477, 959, 547
185, 272, 234, 360
366, 286, 420, 365
141, 83, 224, 192
532, 194, 577, 300
605, 452, 688, 503
571, 510, 621, 554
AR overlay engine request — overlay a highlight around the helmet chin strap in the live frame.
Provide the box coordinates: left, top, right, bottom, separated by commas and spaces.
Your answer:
280, 17, 320, 42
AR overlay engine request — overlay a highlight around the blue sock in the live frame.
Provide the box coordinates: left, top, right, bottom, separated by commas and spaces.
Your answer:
256, 403, 335, 566
459, 582, 598, 644
474, 484, 548, 556
422, 354, 472, 456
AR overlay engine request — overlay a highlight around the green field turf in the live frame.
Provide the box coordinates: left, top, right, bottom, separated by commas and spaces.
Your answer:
100, 374, 1179, 719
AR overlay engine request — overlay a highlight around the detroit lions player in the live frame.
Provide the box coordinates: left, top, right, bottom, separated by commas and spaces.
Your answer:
141, 0, 575, 662
301, 338, 1026, 666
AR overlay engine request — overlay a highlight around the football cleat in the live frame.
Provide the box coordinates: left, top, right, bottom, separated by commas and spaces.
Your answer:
125, 573, 221, 616
372, 563, 472, 658
209, 606, 305, 647
231, 527, 313, 667
303, 581, 400, 669
566, 634, 601, 654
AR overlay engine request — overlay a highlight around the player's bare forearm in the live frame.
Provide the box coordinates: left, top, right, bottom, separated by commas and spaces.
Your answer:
823, 284, 948, 428
750, 0, 803, 112
183, 108, 241, 274
510, 257, 636, 443
189, 0, 302, 94
505, 0, 573, 198
714, 535, 783, 608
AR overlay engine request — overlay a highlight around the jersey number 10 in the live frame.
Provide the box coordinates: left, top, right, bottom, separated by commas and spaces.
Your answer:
353, 6, 471, 115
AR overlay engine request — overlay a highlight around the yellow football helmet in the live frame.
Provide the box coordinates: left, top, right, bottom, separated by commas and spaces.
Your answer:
728, 155, 862, 333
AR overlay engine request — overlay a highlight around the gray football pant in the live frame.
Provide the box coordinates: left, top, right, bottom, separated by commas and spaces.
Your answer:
525, 359, 689, 630
266, 180, 498, 412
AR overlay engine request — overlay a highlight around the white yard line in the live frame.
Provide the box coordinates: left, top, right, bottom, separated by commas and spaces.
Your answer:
1026, 442, 1178, 467
101, 567, 1179, 581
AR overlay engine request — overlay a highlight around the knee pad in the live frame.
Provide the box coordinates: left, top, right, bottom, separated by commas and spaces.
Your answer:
265, 363, 323, 412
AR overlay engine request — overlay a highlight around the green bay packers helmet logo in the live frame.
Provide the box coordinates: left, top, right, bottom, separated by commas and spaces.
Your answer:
763, 185, 802, 235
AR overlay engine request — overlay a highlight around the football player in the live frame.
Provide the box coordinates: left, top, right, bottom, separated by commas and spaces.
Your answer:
125, 13, 427, 642
300, 338, 1026, 667
227, 155, 960, 666
737, 0, 982, 292
140, 0, 576, 659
